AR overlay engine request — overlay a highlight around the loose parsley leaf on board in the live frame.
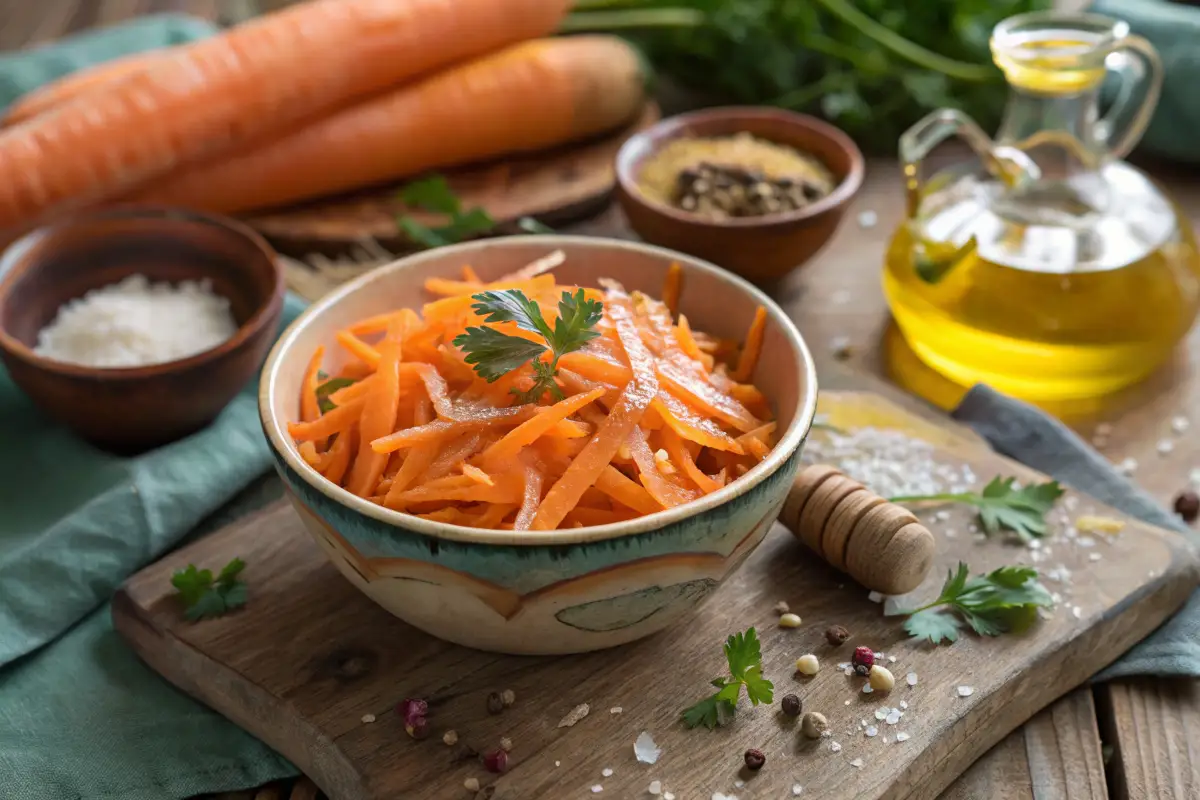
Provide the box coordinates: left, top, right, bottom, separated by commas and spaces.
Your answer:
681, 627, 774, 729
170, 558, 248, 621
396, 174, 555, 248
889, 562, 1054, 645
453, 288, 603, 403
889, 476, 1064, 540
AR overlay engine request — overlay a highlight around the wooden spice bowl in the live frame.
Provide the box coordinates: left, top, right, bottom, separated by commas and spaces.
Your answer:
615, 107, 865, 284
0, 206, 285, 454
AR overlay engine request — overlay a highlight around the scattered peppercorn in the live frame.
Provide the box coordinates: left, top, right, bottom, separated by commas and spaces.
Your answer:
405, 716, 430, 740
464, 777, 481, 793
744, 748, 766, 770
852, 646, 875, 676
483, 748, 509, 774
499, 736, 513, 753
397, 698, 428, 724
778, 612, 802, 628
486, 691, 505, 715
795, 653, 820, 676
1174, 490, 1200, 523
868, 664, 896, 692
500, 688, 516, 707
781, 694, 802, 717
443, 730, 459, 746
824, 625, 850, 646
800, 711, 829, 739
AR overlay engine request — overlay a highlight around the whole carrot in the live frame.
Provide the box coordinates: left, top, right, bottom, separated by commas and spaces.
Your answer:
131, 36, 647, 214
0, 0, 572, 233
3, 50, 168, 126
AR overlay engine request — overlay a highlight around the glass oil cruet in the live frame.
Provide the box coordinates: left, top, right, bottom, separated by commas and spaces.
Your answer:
883, 10, 1200, 403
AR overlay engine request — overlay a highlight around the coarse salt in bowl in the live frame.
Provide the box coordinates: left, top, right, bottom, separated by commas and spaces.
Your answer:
260, 236, 818, 654
0, 206, 284, 453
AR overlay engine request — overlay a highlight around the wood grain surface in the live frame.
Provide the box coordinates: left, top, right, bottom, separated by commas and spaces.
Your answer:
112, 390, 1198, 800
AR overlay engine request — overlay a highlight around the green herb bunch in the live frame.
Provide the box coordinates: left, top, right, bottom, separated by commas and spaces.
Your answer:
890, 476, 1064, 541
170, 558, 248, 621
453, 288, 603, 403
682, 627, 774, 729
566, 0, 1049, 153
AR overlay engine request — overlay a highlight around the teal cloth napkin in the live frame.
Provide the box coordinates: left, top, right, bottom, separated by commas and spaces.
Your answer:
0, 16, 301, 797
1091, 0, 1200, 163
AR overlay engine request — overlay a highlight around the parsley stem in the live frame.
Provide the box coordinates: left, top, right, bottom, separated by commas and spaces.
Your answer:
887, 492, 978, 504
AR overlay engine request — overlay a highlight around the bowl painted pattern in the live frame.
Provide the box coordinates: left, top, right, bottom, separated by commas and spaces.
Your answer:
260, 237, 817, 654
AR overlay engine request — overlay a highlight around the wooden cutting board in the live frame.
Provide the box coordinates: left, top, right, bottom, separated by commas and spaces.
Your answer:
112, 390, 1198, 800
243, 104, 660, 255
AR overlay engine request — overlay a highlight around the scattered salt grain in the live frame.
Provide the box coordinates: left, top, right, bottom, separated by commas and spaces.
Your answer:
602, 768, 613, 777
361, 714, 376, 724
592, 785, 603, 793
792, 784, 804, 796
464, 778, 480, 793
957, 686, 975, 697
635, 731, 662, 764
558, 703, 590, 727
712, 793, 738, 800
906, 672, 918, 686
610, 707, 623, 714
896, 732, 911, 742
886, 711, 901, 725
866, 726, 878, 737
875, 709, 887, 720
555, 760, 561, 767
1118, 457, 1138, 476
1072, 605, 1083, 619
844, 699, 852, 705
830, 742, 842, 753
1173, 416, 1190, 434
862, 684, 874, 694
664, 793, 675, 800
899, 700, 908, 709
774, 600, 791, 614
850, 758, 864, 768
1158, 439, 1175, 455
868, 591, 884, 603
1088, 553, 1103, 562
734, 779, 745, 789
858, 210, 878, 228
888, 655, 897, 663
648, 780, 662, 796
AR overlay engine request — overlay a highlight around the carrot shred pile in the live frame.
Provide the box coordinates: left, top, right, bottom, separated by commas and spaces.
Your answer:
289, 253, 776, 530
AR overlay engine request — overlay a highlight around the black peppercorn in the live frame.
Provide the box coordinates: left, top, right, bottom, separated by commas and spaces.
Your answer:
486, 691, 504, 715
1175, 490, 1200, 523
744, 748, 766, 771
781, 694, 802, 717
824, 625, 850, 646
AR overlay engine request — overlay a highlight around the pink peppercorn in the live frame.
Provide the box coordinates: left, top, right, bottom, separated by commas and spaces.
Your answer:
852, 646, 874, 676
397, 698, 428, 724
483, 748, 509, 773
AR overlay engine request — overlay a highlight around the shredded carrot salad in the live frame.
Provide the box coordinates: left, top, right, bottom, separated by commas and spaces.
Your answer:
289, 252, 776, 531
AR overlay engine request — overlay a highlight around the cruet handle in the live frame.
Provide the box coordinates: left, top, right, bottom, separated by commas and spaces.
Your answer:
898, 109, 1040, 219
1096, 34, 1163, 159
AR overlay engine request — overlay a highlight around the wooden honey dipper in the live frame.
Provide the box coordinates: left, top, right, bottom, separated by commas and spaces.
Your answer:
778, 464, 936, 595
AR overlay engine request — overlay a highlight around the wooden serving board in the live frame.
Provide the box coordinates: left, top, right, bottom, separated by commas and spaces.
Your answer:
112, 390, 1198, 800
244, 104, 660, 255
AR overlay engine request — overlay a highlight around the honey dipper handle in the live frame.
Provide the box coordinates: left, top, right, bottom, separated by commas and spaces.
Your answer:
777, 464, 936, 595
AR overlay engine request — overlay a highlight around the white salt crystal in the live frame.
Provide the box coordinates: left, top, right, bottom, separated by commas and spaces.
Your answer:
1158, 439, 1175, 455
875, 709, 887, 720
886, 711, 901, 725
1172, 416, 1190, 434
635, 731, 662, 764
866, 726, 878, 737
830, 742, 842, 753
896, 732, 911, 742
906, 672, 918, 686
35, 274, 237, 368
899, 700, 908, 709
647, 781, 662, 796
734, 779, 745, 789
862, 684, 874, 694
664, 794, 675, 800
610, 707, 623, 714
957, 686, 975, 697
792, 784, 804, 796
360, 713, 376, 724
1088, 553, 1103, 562
850, 758, 864, 768
858, 210, 878, 228
602, 768, 613, 777
592, 785, 603, 793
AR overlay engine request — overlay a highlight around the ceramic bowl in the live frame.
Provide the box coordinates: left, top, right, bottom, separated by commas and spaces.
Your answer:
260, 236, 817, 654
0, 206, 285, 453
615, 107, 865, 284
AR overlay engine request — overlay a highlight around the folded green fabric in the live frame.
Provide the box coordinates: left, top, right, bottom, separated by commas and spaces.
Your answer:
0, 13, 219, 111
1091, 0, 1200, 163
0, 16, 303, 798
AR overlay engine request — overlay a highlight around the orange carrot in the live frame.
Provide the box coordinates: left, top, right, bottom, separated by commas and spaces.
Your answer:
345, 322, 404, 496
662, 262, 683, 316
531, 286, 658, 529
384, 399, 438, 509
321, 425, 356, 486
288, 398, 365, 441
130, 36, 645, 214
0, 0, 573, 231
3, 50, 167, 126
300, 345, 325, 423
462, 463, 494, 486
662, 427, 722, 494
626, 427, 698, 508
594, 465, 661, 515
336, 331, 381, 368
461, 265, 482, 283
480, 387, 604, 465
513, 462, 545, 531
734, 307, 768, 383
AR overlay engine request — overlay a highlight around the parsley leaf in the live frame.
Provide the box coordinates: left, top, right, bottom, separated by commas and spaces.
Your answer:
315, 377, 357, 414
170, 557, 248, 621
890, 476, 1064, 540
681, 627, 774, 729
889, 562, 1054, 645
452, 288, 603, 404
396, 174, 555, 249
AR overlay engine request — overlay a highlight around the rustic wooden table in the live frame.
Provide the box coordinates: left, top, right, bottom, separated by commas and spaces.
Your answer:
6, 2, 1200, 799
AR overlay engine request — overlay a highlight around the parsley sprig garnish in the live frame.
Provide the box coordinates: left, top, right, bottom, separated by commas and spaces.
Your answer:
314, 374, 356, 413
681, 627, 774, 729
888, 562, 1054, 645
396, 175, 554, 248
453, 288, 603, 403
890, 476, 1064, 541
170, 558, 248, 621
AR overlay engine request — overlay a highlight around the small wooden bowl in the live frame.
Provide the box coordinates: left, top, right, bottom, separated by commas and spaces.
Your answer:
615, 107, 865, 284
0, 206, 285, 453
